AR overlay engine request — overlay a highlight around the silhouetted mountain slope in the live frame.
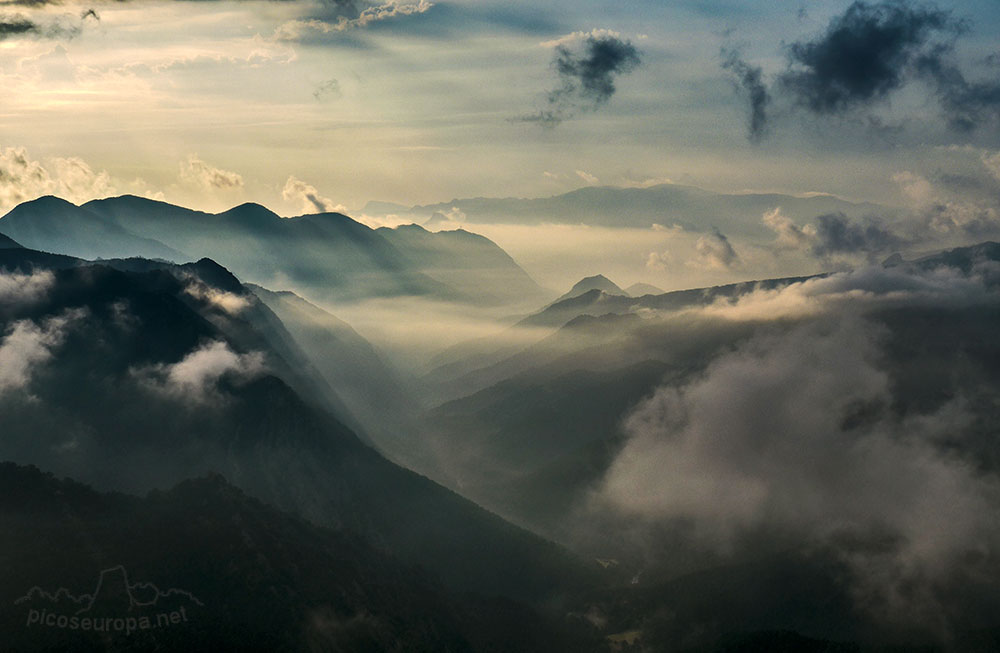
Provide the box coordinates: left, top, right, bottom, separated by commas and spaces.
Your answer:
404, 183, 890, 235
81, 195, 451, 302
0, 231, 21, 249
248, 284, 424, 463
555, 275, 626, 303
518, 274, 821, 331
0, 463, 602, 652
0, 195, 545, 306
375, 223, 550, 306
0, 196, 183, 261
425, 359, 670, 534
0, 247, 597, 606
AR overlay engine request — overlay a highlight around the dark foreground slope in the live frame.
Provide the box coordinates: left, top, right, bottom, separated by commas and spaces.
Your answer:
0, 463, 601, 652
0, 247, 597, 610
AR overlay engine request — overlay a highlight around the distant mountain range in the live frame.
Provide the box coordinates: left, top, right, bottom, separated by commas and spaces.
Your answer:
420, 242, 1000, 546
364, 183, 894, 236
0, 195, 547, 306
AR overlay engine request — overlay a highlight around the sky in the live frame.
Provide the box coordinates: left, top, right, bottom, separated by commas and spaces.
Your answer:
2, 0, 1000, 289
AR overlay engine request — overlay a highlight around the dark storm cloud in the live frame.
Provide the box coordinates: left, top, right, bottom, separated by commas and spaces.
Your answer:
811, 212, 903, 258
915, 46, 1000, 132
727, 1, 1000, 140
0, 7, 97, 39
778, 0, 959, 115
721, 48, 770, 142
519, 34, 641, 128
553, 35, 641, 106
0, 15, 37, 38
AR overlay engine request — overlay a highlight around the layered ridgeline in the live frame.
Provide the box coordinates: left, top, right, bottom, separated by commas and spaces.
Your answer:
366, 182, 891, 236
0, 196, 548, 307
417, 243, 1000, 648
0, 244, 601, 650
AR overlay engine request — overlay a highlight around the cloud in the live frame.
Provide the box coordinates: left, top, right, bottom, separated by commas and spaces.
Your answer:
135, 340, 264, 406
721, 48, 770, 142
915, 45, 1000, 132
762, 207, 817, 250
519, 33, 641, 127
539, 28, 625, 49
0, 309, 84, 396
313, 78, 342, 101
0, 270, 54, 308
282, 176, 345, 215
178, 155, 244, 192
274, 0, 433, 42
598, 315, 1000, 624
696, 262, 998, 324
810, 212, 903, 260
575, 170, 599, 185
728, 1, 1000, 139
690, 228, 740, 270
778, 1, 958, 115
0, 145, 117, 213
0, 8, 95, 41
982, 151, 1000, 183
646, 251, 670, 272
183, 282, 250, 315
890, 168, 1000, 238
0, 15, 35, 39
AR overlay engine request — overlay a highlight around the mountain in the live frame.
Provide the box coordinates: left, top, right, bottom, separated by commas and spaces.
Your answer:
86, 195, 451, 303
624, 282, 664, 297
248, 284, 425, 464
0, 231, 22, 249
386, 183, 893, 237
0, 462, 601, 652
555, 275, 626, 303
0, 196, 184, 261
417, 241, 1000, 553
375, 223, 551, 307
0, 245, 598, 606
0, 195, 547, 307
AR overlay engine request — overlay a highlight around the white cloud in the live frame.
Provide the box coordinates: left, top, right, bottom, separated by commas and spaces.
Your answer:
762, 207, 816, 250
575, 170, 599, 185
183, 282, 250, 315
0, 270, 54, 306
645, 251, 670, 271
178, 155, 244, 192
274, 0, 434, 41
689, 228, 740, 270
282, 176, 345, 215
598, 316, 1000, 624
136, 340, 264, 405
0, 310, 84, 396
0, 145, 117, 213
540, 28, 625, 49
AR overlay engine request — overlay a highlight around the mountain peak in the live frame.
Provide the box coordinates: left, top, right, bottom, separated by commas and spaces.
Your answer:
625, 282, 664, 297
219, 202, 280, 223
557, 274, 626, 302
4, 195, 78, 216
